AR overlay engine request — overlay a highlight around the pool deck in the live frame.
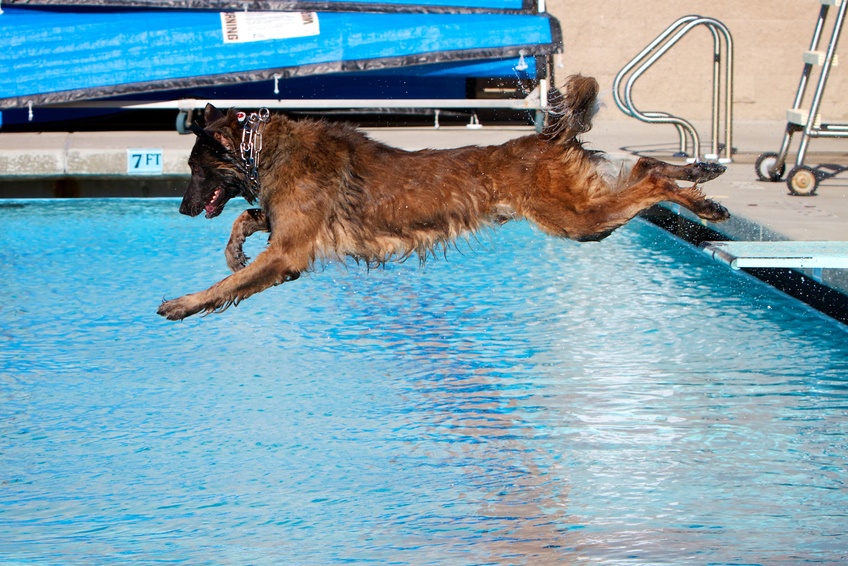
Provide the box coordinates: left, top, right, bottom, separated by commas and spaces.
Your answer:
1, 117, 846, 321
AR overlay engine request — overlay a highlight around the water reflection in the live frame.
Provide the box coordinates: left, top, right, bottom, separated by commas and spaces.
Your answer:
324, 262, 575, 562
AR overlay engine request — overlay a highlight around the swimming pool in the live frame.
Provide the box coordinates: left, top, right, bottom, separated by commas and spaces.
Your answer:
2, 198, 846, 564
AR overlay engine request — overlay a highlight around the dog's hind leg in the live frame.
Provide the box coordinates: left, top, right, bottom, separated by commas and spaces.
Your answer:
528, 172, 729, 242
226, 208, 269, 272
587, 173, 728, 237
625, 156, 725, 185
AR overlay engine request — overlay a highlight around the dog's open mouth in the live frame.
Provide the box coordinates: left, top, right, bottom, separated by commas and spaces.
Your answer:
204, 188, 228, 218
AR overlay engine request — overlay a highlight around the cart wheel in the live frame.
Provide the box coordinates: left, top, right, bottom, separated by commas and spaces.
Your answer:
176, 110, 192, 135
786, 166, 818, 196
755, 152, 785, 182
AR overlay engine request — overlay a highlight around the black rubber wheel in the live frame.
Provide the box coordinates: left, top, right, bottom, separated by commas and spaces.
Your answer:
786, 166, 819, 196
755, 152, 785, 182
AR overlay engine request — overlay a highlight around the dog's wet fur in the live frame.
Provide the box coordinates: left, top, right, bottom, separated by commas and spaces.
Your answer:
158, 74, 729, 320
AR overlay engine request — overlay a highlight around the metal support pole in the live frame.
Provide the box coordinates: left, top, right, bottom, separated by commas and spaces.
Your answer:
796, 0, 847, 166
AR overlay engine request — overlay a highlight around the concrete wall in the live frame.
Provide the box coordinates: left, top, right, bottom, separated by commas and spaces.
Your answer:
545, 0, 848, 121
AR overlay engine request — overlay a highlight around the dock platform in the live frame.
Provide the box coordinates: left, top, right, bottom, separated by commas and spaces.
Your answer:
701, 241, 848, 270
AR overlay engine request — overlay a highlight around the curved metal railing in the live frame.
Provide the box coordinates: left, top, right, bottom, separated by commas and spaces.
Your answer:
613, 15, 734, 163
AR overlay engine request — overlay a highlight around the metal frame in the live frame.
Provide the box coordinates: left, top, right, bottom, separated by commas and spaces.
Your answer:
757, 0, 848, 196
47, 90, 550, 113
42, 80, 552, 132
613, 15, 734, 163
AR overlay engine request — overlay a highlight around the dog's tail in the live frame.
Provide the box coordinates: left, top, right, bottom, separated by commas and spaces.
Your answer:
542, 74, 600, 143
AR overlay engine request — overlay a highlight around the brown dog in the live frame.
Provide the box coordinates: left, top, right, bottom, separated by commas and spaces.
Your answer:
158, 75, 728, 320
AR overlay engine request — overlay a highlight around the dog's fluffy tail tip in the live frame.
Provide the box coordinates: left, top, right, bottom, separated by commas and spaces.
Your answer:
543, 74, 600, 142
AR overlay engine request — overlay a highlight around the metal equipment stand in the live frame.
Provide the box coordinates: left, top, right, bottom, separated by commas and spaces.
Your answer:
755, 0, 848, 196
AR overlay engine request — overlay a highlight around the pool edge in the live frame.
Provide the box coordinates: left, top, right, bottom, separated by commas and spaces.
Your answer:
641, 204, 848, 326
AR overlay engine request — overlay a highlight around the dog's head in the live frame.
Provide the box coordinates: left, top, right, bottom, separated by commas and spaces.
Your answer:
179, 103, 255, 218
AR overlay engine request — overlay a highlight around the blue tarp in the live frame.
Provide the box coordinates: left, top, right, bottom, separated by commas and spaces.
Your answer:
0, 7, 560, 109
0, 56, 541, 127
4, 0, 535, 13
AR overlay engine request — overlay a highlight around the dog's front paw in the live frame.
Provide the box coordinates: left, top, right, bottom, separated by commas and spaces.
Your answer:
158, 295, 203, 320
225, 242, 249, 272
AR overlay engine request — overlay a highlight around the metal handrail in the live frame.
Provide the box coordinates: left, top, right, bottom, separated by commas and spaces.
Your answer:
613, 15, 734, 163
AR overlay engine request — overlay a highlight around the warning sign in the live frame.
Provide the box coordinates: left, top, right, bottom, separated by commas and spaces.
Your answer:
127, 148, 163, 175
221, 12, 320, 44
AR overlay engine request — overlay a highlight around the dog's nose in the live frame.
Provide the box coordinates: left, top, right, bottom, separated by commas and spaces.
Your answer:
179, 196, 201, 217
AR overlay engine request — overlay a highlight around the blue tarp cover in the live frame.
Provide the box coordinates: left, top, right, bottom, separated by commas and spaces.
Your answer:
4, 0, 535, 13
0, 7, 560, 109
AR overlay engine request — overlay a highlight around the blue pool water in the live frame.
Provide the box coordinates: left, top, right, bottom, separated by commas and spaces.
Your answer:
2, 199, 847, 564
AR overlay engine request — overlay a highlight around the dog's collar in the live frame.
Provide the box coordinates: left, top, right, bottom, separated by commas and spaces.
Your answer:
237, 108, 270, 203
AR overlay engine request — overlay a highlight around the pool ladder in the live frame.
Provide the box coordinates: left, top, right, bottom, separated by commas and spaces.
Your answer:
613, 15, 734, 163
755, 0, 848, 196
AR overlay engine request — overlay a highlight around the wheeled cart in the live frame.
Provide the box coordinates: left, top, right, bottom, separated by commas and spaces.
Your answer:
755, 0, 848, 196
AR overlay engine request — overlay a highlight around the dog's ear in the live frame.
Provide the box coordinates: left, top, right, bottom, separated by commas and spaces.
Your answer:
213, 131, 236, 152
225, 108, 243, 130
208, 109, 242, 152
193, 105, 239, 152
203, 103, 226, 126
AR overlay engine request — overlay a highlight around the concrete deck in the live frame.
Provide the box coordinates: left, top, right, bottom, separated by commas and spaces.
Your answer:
1, 116, 846, 320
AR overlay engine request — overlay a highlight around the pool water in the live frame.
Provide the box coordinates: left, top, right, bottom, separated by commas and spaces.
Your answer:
2, 199, 847, 564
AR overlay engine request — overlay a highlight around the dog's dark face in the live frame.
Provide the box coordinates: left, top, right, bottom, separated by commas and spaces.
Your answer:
179, 104, 252, 218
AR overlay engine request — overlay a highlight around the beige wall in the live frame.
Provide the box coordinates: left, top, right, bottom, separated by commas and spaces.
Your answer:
545, 0, 847, 121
